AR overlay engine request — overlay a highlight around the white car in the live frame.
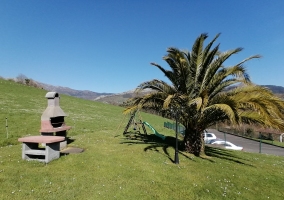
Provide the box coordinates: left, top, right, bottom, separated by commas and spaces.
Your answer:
203, 132, 217, 144
211, 140, 243, 151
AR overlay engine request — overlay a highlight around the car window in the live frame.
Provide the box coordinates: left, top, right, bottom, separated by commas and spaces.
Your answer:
206, 134, 212, 137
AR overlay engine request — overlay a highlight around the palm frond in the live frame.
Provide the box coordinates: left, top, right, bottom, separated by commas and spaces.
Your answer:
203, 103, 238, 124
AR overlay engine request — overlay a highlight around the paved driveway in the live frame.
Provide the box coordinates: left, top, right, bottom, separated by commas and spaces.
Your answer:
207, 129, 284, 157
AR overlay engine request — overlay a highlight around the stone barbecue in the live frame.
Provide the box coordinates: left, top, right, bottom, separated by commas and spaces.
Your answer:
40, 92, 71, 149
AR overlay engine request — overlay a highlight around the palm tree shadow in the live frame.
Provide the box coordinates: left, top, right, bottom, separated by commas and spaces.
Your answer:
204, 146, 254, 167
122, 132, 254, 166
121, 131, 194, 163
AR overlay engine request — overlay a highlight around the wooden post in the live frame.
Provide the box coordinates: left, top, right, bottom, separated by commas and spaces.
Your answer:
5, 117, 8, 138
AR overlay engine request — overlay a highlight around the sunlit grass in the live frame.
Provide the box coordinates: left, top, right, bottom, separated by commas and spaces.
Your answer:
1, 78, 284, 199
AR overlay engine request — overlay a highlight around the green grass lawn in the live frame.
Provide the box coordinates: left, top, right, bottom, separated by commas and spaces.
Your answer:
1, 79, 284, 200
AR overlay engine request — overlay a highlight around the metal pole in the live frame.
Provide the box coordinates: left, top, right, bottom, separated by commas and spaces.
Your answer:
259, 132, 262, 153
175, 112, 179, 164
6, 117, 8, 138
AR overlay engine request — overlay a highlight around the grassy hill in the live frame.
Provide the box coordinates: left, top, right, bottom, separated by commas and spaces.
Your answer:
1, 78, 284, 200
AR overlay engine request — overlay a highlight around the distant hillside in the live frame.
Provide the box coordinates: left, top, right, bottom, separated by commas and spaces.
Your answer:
94, 89, 152, 105
3, 75, 284, 104
263, 85, 284, 93
95, 85, 284, 105
262, 85, 284, 99
0, 75, 114, 101
39, 82, 113, 100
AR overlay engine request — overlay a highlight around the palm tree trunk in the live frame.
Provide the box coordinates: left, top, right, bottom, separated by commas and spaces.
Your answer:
183, 128, 204, 156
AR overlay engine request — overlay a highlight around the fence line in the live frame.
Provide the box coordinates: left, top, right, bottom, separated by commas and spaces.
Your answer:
164, 121, 185, 134
218, 127, 281, 142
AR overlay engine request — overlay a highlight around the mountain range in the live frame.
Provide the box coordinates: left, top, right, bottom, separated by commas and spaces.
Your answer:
39, 82, 284, 105
39, 82, 113, 101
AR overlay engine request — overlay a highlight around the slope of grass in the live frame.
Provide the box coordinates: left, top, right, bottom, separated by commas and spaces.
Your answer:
1, 79, 284, 200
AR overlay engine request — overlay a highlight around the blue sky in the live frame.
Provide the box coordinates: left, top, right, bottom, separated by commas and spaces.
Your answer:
1, 1, 284, 93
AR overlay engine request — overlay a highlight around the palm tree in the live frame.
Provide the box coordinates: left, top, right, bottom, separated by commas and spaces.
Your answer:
124, 33, 284, 156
